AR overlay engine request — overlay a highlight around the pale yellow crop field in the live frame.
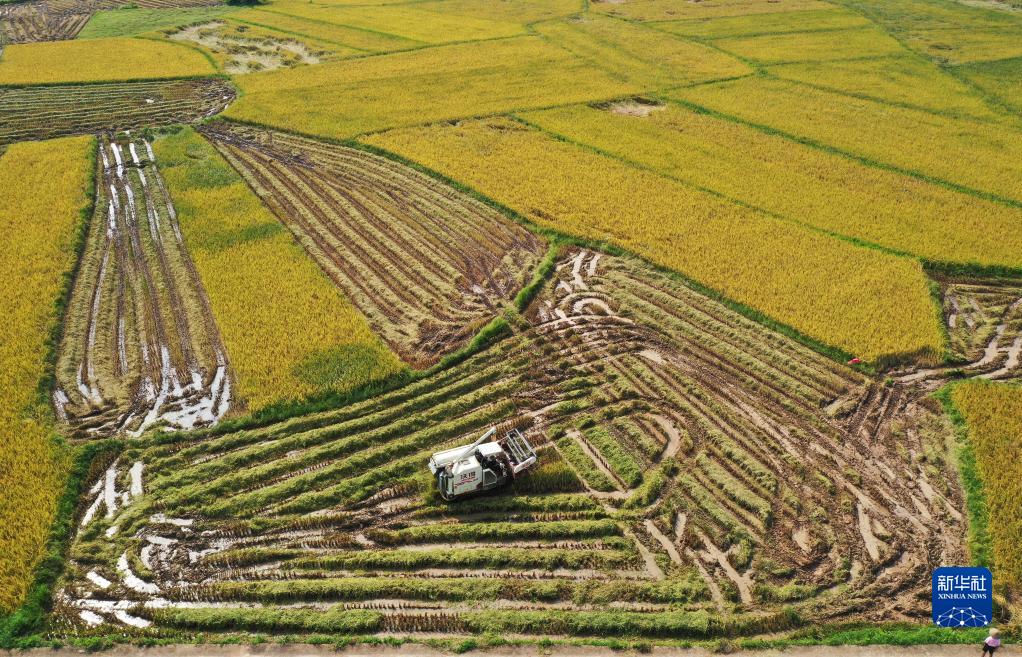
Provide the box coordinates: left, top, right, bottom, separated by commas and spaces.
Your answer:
522, 102, 1022, 268
226, 37, 636, 139
657, 8, 870, 38
0, 38, 214, 84
232, 7, 420, 52
768, 56, 1001, 119
365, 118, 944, 363
238, 0, 520, 45
0, 136, 92, 612
904, 27, 1022, 65
416, 0, 582, 24
154, 128, 404, 413
592, 0, 833, 21
712, 26, 904, 64
533, 16, 750, 88
676, 76, 1022, 204
308, 5, 524, 43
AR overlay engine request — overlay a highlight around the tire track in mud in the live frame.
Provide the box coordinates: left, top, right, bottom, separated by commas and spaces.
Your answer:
55, 136, 232, 438
56, 247, 1022, 635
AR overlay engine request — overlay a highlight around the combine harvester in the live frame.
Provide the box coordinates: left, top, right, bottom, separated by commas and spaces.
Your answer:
429, 427, 537, 501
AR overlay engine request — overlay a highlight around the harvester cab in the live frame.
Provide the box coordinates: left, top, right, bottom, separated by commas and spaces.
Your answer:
428, 427, 537, 501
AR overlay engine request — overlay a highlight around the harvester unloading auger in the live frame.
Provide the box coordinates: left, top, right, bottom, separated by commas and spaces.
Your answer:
429, 426, 537, 501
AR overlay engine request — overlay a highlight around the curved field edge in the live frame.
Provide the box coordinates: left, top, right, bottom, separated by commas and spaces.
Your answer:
152, 126, 405, 414
0, 136, 95, 614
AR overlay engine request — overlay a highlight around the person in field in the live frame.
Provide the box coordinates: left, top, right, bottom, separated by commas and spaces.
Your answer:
983, 628, 1001, 656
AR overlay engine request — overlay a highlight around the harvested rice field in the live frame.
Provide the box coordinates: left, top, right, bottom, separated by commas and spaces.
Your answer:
1, 0, 1021, 649
0, 78, 233, 146
55, 136, 232, 438
201, 122, 544, 366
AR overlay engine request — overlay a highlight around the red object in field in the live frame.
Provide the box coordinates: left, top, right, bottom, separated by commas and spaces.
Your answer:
848, 357, 862, 365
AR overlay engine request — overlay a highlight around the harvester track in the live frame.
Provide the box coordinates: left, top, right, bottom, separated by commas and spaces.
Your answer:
58, 246, 1008, 637
54, 136, 232, 438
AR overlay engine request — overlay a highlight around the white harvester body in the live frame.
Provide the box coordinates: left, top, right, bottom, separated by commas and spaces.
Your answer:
429, 427, 537, 501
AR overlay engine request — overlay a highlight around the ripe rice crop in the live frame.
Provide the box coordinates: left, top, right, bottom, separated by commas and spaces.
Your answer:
154, 127, 403, 413
0, 37, 214, 85
364, 118, 943, 363
768, 56, 999, 119
592, 0, 832, 22
676, 76, 1022, 205
656, 8, 869, 38
904, 27, 1022, 65
711, 26, 903, 64
283, 4, 524, 43
951, 381, 1022, 594
0, 78, 234, 146
533, 15, 750, 88
522, 102, 1022, 269
415, 0, 581, 24
0, 136, 92, 612
957, 57, 1022, 117
844, 0, 1022, 63
224, 36, 637, 140
231, 7, 419, 53
200, 122, 544, 366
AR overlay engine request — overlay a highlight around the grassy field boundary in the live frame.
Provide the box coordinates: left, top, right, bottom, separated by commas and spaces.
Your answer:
934, 385, 994, 570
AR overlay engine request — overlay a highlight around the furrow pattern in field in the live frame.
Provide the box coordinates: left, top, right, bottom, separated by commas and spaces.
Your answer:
199, 122, 545, 367
57, 245, 981, 636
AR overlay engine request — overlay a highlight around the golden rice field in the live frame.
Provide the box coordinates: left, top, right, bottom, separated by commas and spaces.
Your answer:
711, 26, 904, 64
521, 102, 1022, 268
766, 56, 1000, 119
0, 136, 93, 612
532, 15, 750, 88
0, 38, 215, 84
363, 117, 944, 362
153, 128, 404, 413
676, 76, 1022, 204
656, 7, 870, 38
230, 6, 421, 52
224, 37, 637, 139
952, 382, 1022, 596
3, 0, 1022, 644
